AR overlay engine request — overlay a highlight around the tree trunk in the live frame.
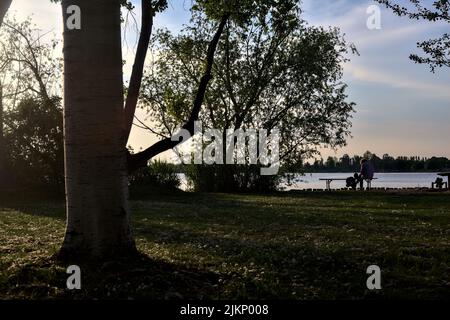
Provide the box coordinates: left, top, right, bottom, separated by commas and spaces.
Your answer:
0, 84, 5, 187
0, 0, 12, 27
127, 14, 230, 172
59, 0, 135, 260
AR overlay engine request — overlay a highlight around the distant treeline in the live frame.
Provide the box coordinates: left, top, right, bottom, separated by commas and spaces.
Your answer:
303, 151, 450, 173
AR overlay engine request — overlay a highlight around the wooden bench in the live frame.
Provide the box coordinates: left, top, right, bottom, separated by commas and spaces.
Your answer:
319, 177, 377, 191
432, 181, 448, 189
436, 172, 450, 189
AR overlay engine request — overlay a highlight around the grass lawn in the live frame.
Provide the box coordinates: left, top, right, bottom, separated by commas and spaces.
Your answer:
1, 191, 450, 300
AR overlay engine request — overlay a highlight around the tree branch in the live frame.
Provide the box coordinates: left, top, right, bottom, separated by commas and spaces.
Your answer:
4, 22, 52, 103
375, 0, 450, 21
124, 0, 154, 144
128, 13, 230, 172
133, 115, 168, 139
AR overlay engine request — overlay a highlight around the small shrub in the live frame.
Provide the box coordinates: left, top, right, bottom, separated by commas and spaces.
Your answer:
129, 160, 181, 193
184, 164, 282, 193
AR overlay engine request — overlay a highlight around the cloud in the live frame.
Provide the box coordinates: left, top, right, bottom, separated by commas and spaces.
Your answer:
345, 63, 450, 99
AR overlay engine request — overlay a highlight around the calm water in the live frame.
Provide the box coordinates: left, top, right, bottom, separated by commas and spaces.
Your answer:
178, 172, 444, 191
286, 172, 443, 190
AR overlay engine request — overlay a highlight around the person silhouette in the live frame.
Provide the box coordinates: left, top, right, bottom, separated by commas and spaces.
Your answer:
358, 159, 375, 190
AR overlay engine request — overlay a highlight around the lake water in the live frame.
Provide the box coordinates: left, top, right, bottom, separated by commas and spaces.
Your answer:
178, 172, 444, 191
285, 172, 443, 190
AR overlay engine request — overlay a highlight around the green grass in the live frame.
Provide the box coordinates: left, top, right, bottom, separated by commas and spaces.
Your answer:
1, 191, 450, 300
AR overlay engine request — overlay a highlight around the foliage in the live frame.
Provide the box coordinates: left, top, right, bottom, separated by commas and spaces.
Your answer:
4, 97, 64, 188
141, 1, 355, 191
184, 164, 282, 193
375, 0, 450, 72
0, 16, 63, 190
129, 160, 181, 191
0, 17, 61, 101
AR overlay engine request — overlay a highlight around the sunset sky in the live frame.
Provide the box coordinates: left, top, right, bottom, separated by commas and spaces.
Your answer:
7, 0, 450, 160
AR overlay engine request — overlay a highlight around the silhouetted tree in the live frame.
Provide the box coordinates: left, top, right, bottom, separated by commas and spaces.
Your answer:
140, 1, 355, 191
0, 17, 62, 188
58, 0, 278, 259
5, 97, 63, 188
305, 152, 449, 172
340, 154, 351, 168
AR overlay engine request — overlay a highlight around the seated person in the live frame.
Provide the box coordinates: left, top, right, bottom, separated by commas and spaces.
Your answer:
435, 177, 444, 189
346, 173, 360, 190
358, 159, 375, 190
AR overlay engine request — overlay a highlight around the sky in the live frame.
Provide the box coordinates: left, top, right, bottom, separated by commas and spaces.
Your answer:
6, 0, 450, 160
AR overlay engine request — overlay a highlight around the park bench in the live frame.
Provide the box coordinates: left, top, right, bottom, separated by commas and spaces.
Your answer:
434, 172, 450, 189
432, 180, 448, 189
319, 177, 377, 191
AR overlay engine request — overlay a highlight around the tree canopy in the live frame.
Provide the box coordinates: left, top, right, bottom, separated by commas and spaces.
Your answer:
140, 1, 356, 170
0, 17, 63, 189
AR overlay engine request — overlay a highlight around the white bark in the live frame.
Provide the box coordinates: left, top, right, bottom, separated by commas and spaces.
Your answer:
0, 84, 5, 185
60, 0, 135, 259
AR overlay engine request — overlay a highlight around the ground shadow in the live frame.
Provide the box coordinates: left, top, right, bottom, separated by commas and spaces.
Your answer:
2, 253, 224, 300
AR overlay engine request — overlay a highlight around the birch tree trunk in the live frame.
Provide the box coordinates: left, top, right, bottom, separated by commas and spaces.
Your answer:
0, 0, 12, 27
0, 1, 12, 185
59, 0, 135, 259
0, 0, 12, 187
0, 84, 5, 186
